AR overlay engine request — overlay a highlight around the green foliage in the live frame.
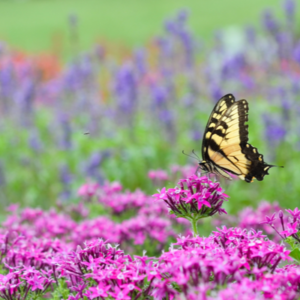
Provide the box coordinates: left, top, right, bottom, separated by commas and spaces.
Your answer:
286, 236, 300, 264
51, 279, 70, 300
0, 264, 8, 275
289, 249, 300, 264
0, 102, 293, 218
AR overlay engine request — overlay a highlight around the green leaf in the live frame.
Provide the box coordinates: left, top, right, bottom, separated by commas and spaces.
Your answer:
285, 236, 297, 249
51, 279, 70, 300
289, 249, 300, 263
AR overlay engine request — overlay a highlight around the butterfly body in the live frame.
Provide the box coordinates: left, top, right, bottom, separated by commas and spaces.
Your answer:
199, 94, 277, 183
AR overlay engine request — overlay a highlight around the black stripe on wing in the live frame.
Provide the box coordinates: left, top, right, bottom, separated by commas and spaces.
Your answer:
202, 94, 236, 159
203, 100, 250, 171
203, 97, 276, 182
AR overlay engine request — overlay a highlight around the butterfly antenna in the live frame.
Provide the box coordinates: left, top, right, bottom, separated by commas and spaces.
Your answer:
191, 149, 201, 160
182, 150, 199, 162
270, 164, 284, 168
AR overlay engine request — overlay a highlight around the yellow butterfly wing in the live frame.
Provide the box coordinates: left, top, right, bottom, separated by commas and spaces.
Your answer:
203, 97, 274, 182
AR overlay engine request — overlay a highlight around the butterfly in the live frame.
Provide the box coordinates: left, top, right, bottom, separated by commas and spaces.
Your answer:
197, 94, 280, 182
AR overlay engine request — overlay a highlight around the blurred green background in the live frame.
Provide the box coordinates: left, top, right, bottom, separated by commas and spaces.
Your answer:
0, 0, 296, 57
0, 0, 298, 217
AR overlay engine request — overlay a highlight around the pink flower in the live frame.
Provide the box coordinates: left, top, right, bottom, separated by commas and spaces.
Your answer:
27, 274, 45, 291
286, 207, 300, 219
109, 287, 131, 300
153, 175, 228, 221
152, 187, 168, 200
77, 182, 99, 197
121, 283, 141, 292
282, 221, 298, 237
6, 204, 19, 213
83, 283, 110, 299
81, 255, 102, 271
67, 294, 81, 300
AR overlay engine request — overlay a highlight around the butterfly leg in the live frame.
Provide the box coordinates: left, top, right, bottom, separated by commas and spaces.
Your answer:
195, 166, 208, 178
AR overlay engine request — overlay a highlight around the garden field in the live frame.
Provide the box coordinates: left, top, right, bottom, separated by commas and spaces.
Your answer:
0, 0, 299, 299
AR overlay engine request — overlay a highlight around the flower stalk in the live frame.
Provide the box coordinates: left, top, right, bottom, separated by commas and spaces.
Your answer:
191, 218, 198, 237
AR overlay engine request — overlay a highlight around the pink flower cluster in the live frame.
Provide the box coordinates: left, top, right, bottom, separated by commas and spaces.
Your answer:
2, 182, 184, 253
148, 165, 197, 188
0, 176, 299, 299
153, 175, 228, 221
214, 201, 286, 241
61, 229, 291, 299
0, 226, 296, 300
170, 164, 197, 179
2, 207, 175, 253
0, 231, 63, 299
98, 183, 148, 215
263, 207, 300, 242
148, 169, 169, 182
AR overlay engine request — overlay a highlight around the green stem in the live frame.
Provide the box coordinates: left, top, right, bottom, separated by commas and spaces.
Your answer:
191, 218, 198, 237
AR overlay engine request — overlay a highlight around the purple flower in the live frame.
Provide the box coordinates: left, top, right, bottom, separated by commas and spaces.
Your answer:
84, 151, 109, 184
60, 164, 73, 198
28, 131, 43, 152
293, 41, 300, 64
113, 63, 137, 116
263, 113, 286, 147
57, 113, 72, 150
245, 26, 256, 44
283, 0, 296, 22
262, 9, 279, 33
134, 48, 147, 76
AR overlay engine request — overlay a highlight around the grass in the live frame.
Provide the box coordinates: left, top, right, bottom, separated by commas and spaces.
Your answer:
0, 0, 294, 59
